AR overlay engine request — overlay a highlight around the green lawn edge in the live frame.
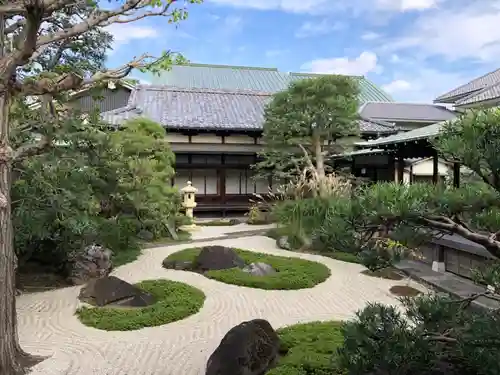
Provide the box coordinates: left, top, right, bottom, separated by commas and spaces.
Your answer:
76, 279, 205, 331
165, 248, 331, 290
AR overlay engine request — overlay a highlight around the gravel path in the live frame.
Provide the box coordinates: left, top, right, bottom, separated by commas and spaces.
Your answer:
20, 235, 427, 375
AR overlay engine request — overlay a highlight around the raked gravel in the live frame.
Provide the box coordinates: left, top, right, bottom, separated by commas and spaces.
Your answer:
19, 235, 428, 375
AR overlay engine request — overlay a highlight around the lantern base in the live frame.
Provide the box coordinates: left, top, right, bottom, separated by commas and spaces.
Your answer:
179, 223, 200, 232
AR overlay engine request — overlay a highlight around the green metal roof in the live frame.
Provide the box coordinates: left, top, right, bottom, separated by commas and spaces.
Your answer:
147, 63, 393, 103
355, 122, 445, 148
288, 72, 393, 102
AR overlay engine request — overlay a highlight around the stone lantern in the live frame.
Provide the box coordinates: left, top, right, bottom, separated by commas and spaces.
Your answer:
180, 181, 198, 231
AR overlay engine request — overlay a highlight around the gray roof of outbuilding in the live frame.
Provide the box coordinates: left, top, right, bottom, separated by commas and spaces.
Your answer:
434, 68, 500, 104
358, 102, 457, 122
101, 85, 397, 134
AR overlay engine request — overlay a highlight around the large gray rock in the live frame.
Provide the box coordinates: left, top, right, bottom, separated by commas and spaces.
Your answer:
67, 244, 113, 285
276, 236, 291, 250
79, 276, 155, 307
242, 262, 276, 276
206, 319, 281, 375
194, 246, 245, 272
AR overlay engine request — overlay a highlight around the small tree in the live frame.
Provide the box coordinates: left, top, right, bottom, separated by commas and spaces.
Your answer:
254, 75, 360, 195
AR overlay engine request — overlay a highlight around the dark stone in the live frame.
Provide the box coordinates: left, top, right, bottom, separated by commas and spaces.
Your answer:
277, 236, 291, 250
67, 244, 113, 285
206, 319, 281, 375
242, 262, 276, 276
229, 218, 241, 225
78, 276, 155, 307
162, 258, 193, 271
194, 246, 245, 272
138, 230, 154, 241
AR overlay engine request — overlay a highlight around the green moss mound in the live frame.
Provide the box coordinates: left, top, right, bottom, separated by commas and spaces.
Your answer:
165, 248, 331, 290
76, 279, 205, 331
270, 321, 345, 375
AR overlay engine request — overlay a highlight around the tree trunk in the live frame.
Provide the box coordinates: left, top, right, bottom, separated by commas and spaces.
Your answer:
0, 91, 44, 375
312, 131, 326, 197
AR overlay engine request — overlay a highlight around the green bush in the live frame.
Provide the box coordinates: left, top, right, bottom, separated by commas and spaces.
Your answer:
76, 279, 205, 331
269, 321, 345, 375
165, 248, 331, 290
337, 294, 500, 375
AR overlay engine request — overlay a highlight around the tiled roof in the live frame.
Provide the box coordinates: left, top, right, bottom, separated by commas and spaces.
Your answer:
434, 68, 500, 103
359, 102, 457, 122
358, 117, 397, 134
455, 81, 500, 106
355, 121, 445, 148
101, 85, 394, 134
147, 63, 393, 103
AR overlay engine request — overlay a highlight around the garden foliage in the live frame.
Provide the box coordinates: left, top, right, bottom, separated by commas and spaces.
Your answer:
12, 113, 182, 270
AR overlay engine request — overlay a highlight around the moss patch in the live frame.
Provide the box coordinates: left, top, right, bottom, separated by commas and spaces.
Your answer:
389, 285, 422, 297
165, 248, 330, 290
269, 321, 345, 375
76, 279, 205, 331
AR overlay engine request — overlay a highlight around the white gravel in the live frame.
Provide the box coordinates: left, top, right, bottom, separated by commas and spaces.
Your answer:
19, 235, 427, 375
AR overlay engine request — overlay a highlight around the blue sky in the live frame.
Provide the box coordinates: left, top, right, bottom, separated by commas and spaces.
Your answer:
105, 0, 500, 103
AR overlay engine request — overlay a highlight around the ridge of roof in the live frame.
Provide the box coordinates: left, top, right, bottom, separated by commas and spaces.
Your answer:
174, 63, 279, 71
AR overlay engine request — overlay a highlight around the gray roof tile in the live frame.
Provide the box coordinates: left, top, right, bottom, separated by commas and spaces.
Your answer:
359, 102, 457, 122
435, 68, 500, 103
456, 80, 500, 106
101, 85, 394, 134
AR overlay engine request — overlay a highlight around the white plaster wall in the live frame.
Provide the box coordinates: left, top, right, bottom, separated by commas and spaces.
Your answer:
412, 159, 450, 176
224, 135, 255, 144
190, 134, 222, 144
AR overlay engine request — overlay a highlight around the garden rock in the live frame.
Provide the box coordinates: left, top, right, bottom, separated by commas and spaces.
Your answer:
205, 319, 281, 375
229, 218, 241, 225
137, 230, 154, 241
67, 244, 113, 285
162, 259, 193, 271
277, 236, 291, 250
79, 276, 155, 307
242, 262, 276, 276
194, 246, 245, 272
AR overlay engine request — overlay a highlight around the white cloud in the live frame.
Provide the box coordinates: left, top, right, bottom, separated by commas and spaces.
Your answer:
301, 51, 381, 75
382, 64, 480, 103
383, 1, 500, 62
382, 79, 411, 93
207, 0, 439, 13
361, 31, 381, 40
105, 24, 158, 52
375, 0, 438, 11
295, 19, 344, 38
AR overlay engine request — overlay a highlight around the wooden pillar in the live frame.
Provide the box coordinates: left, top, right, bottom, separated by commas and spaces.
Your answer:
453, 162, 460, 188
388, 154, 395, 183
432, 151, 439, 185
397, 153, 404, 184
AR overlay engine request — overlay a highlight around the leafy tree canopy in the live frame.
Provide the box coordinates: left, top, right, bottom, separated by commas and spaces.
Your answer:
255, 75, 360, 181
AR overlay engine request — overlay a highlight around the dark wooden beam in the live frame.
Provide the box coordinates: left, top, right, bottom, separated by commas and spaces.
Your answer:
396, 153, 404, 184
453, 162, 460, 188
432, 151, 439, 184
